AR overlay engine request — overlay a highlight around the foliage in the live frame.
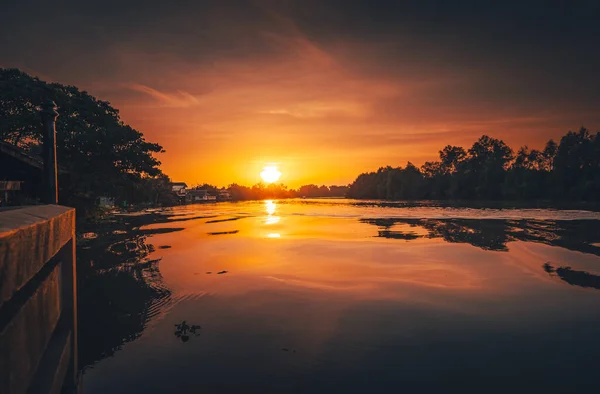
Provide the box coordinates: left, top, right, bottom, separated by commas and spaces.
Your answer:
0, 68, 168, 211
225, 183, 349, 201
190, 183, 219, 194
348, 129, 600, 201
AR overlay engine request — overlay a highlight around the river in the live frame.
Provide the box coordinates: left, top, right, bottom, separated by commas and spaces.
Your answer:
78, 199, 600, 393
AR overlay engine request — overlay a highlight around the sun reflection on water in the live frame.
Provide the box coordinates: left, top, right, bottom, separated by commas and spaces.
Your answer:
265, 200, 280, 225
264, 200, 281, 237
265, 200, 276, 216
266, 216, 280, 225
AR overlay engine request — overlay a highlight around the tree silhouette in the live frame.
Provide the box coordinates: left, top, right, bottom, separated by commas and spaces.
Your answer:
0, 68, 169, 212
348, 129, 600, 201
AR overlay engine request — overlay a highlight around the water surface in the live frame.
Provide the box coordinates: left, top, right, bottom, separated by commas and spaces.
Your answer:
79, 199, 600, 394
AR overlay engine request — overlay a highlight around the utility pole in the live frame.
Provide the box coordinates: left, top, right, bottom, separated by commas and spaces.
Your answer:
41, 100, 59, 204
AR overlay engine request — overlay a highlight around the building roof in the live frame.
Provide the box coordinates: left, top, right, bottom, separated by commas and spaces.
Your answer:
170, 182, 188, 187
0, 141, 44, 170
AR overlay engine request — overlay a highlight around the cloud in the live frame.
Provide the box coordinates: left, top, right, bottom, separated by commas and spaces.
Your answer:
125, 83, 200, 108
259, 100, 368, 119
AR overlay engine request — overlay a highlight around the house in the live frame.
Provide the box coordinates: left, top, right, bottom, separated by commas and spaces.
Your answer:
169, 182, 189, 204
171, 182, 188, 196
189, 189, 217, 202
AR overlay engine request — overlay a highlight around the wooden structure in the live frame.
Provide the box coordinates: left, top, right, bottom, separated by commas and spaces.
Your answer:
0, 181, 23, 205
0, 142, 44, 204
171, 182, 189, 204
0, 205, 78, 394
0, 100, 60, 206
0, 142, 44, 172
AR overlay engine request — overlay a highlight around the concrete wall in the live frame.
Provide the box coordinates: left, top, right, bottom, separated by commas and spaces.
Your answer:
0, 205, 77, 394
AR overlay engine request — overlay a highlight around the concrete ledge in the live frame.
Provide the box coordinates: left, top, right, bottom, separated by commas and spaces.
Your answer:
0, 205, 75, 308
0, 264, 62, 394
27, 318, 72, 394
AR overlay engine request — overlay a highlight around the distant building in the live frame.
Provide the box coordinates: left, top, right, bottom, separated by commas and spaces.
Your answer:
171, 182, 188, 195
217, 188, 231, 201
189, 189, 217, 202
170, 182, 189, 204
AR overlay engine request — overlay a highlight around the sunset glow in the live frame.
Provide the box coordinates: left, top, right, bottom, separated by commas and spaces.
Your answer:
3, 2, 599, 188
260, 166, 282, 184
4, 2, 600, 392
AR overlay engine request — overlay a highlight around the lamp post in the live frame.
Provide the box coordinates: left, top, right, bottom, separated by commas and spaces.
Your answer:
41, 100, 59, 204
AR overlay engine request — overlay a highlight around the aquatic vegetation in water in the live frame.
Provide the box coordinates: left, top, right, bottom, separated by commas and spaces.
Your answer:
174, 321, 202, 342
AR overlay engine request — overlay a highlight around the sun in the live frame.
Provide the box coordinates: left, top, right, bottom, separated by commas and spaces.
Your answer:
260, 165, 281, 183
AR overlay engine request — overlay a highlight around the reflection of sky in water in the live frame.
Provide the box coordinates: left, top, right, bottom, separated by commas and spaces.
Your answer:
83, 200, 600, 394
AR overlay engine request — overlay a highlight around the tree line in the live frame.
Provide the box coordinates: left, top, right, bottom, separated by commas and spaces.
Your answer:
193, 183, 349, 200
3, 68, 599, 211
347, 130, 600, 201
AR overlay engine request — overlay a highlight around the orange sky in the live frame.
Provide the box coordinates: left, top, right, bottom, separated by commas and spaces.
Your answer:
2, 1, 599, 187
103, 44, 596, 188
